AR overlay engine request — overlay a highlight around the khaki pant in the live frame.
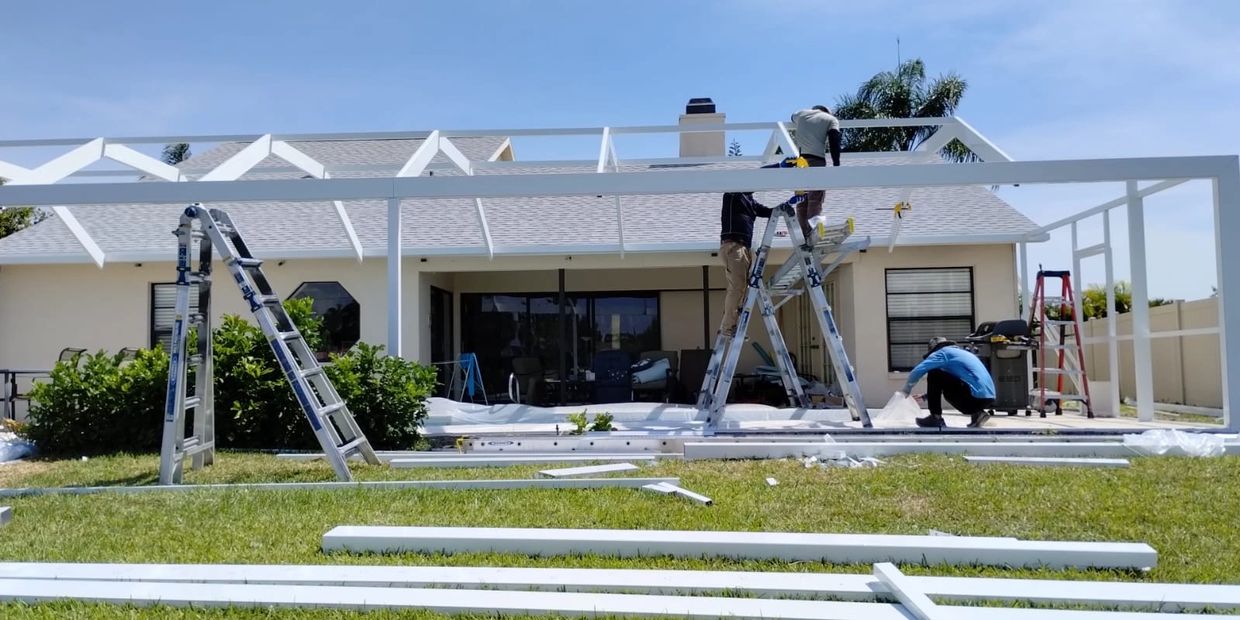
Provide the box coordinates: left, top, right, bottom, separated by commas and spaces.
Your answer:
798, 154, 827, 241
719, 240, 753, 336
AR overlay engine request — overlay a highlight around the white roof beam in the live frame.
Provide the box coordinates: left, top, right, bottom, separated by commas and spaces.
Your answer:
0, 156, 1233, 206
951, 116, 1012, 162
0, 160, 31, 181
102, 144, 184, 182
596, 127, 611, 174
199, 134, 273, 182
6, 139, 107, 268
1028, 178, 1189, 237
396, 131, 440, 178
437, 137, 473, 176
775, 122, 799, 159
437, 136, 493, 259
914, 123, 960, 155
271, 140, 363, 262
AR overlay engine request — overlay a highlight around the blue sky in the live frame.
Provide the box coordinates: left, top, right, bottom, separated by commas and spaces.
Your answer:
2, 0, 1238, 300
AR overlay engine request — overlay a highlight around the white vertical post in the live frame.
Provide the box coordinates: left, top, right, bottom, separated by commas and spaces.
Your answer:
1103, 210, 1121, 417
1214, 167, 1240, 433
387, 197, 402, 358
1018, 242, 1029, 321
1126, 181, 1154, 422
1070, 222, 1084, 328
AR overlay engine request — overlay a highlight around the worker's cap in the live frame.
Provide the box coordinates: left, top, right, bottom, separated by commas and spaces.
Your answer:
924, 337, 957, 358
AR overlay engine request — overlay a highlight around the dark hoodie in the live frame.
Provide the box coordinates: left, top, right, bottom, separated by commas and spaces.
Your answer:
719, 192, 773, 246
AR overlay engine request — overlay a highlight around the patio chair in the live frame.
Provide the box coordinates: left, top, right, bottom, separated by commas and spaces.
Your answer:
509, 356, 546, 405
632, 350, 679, 403
591, 349, 633, 404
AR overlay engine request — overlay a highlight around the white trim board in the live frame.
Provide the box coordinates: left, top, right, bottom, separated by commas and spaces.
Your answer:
276, 451, 671, 462
873, 563, 943, 620
320, 526, 1157, 570
539, 463, 641, 478
682, 441, 1240, 460
0, 477, 679, 499
965, 456, 1131, 468
642, 483, 713, 505
388, 455, 657, 468
0, 578, 1217, 619
0, 562, 1235, 612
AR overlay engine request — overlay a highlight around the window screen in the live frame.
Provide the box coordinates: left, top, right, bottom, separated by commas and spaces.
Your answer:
885, 268, 974, 372
150, 283, 200, 351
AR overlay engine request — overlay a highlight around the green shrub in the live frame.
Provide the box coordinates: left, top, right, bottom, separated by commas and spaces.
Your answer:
567, 411, 589, 435
589, 412, 615, 432
26, 348, 169, 456
26, 297, 436, 454
212, 297, 324, 450
325, 342, 436, 450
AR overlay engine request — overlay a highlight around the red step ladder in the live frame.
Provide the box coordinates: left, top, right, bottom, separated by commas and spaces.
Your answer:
1029, 269, 1094, 418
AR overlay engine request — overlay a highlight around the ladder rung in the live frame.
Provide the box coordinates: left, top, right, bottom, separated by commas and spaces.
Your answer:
255, 295, 283, 306
337, 436, 368, 455
1044, 344, 1079, 350
182, 441, 214, 457
1043, 320, 1076, 326
184, 396, 201, 409
318, 402, 346, 416
277, 331, 302, 342
188, 354, 204, 366
299, 368, 324, 380
1034, 368, 1081, 376
233, 257, 263, 268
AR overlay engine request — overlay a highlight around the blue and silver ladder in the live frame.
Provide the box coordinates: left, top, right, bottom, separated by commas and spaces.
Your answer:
160, 205, 380, 484
696, 198, 871, 430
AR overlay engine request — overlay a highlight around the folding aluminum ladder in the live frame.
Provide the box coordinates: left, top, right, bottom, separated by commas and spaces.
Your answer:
160, 205, 381, 484
697, 198, 871, 430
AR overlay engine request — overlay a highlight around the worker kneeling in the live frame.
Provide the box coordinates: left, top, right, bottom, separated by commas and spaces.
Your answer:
899, 337, 996, 429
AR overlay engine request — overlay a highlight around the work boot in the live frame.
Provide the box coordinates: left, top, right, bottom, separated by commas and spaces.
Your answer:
968, 410, 992, 429
915, 414, 945, 429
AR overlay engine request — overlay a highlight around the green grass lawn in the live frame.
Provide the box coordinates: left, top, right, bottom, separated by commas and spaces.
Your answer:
1, 452, 1239, 618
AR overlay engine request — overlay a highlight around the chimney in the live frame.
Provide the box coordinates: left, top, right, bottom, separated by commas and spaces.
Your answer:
679, 97, 725, 157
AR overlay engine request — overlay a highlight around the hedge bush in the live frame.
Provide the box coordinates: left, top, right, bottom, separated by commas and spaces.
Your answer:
25, 298, 437, 455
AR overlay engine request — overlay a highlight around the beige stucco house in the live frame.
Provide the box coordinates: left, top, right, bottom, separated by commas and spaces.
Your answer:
0, 102, 1038, 412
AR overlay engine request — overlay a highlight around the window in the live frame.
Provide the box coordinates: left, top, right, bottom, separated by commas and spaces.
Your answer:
886, 268, 975, 372
150, 283, 201, 351
461, 292, 660, 391
288, 282, 360, 359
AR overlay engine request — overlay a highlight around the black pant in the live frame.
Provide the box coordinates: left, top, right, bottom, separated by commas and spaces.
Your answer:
926, 370, 994, 417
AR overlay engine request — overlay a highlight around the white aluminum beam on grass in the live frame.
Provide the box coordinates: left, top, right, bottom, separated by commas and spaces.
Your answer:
682, 441, 1240, 460
320, 525, 1157, 569
642, 482, 713, 505
964, 456, 1130, 468
539, 463, 641, 478
12, 578, 1215, 620
0, 477, 679, 499
276, 450, 671, 462
388, 454, 657, 468
0, 507, 9, 527
873, 563, 943, 620
4, 562, 1240, 612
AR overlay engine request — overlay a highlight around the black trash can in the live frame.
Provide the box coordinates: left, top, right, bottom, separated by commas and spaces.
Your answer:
962, 319, 1033, 416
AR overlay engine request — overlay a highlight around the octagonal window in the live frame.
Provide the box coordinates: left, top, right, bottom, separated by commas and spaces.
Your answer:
288, 281, 360, 359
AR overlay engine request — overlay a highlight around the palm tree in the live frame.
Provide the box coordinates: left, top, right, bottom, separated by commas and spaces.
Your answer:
162, 143, 191, 165
833, 59, 974, 162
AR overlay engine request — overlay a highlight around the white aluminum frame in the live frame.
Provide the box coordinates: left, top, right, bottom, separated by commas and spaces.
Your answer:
1, 117, 1236, 431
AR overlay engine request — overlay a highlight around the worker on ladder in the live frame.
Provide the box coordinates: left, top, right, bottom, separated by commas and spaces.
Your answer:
900, 337, 996, 429
718, 191, 778, 338
790, 105, 843, 242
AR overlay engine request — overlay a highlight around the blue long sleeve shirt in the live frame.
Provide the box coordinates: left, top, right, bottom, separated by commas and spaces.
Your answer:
902, 347, 996, 399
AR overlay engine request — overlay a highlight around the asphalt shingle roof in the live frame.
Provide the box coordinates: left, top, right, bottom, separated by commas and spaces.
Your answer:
0, 138, 1039, 262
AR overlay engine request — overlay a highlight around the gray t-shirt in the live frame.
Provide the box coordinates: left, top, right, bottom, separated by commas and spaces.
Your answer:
791, 109, 840, 158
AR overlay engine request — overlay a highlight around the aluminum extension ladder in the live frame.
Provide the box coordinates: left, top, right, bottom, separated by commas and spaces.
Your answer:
1028, 268, 1094, 418
696, 197, 872, 430
160, 204, 381, 484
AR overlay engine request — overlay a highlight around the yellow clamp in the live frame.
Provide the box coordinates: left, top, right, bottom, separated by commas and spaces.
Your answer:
785, 157, 810, 196
893, 201, 912, 217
